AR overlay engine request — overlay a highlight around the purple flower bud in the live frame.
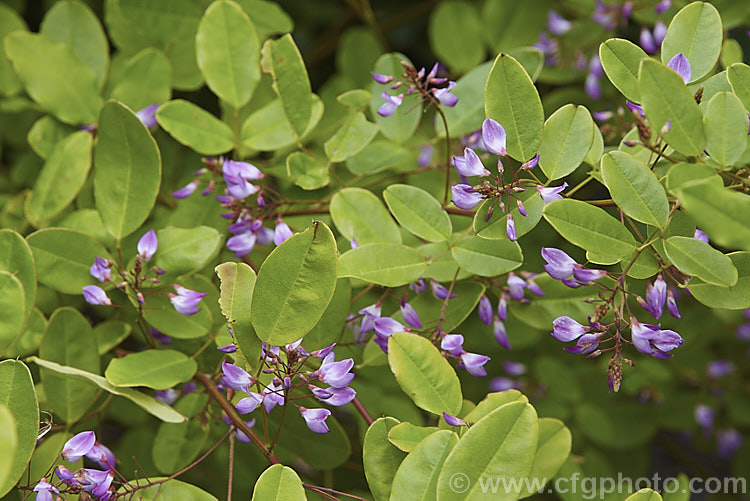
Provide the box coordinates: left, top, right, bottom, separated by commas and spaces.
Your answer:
374, 317, 406, 338
645, 275, 667, 319
737, 322, 750, 341
55, 465, 74, 483
506, 214, 517, 241
707, 360, 734, 379
694, 229, 709, 242
433, 81, 458, 107
223, 160, 263, 200
526, 276, 545, 296
169, 285, 207, 316
667, 53, 691, 83
585, 74, 601, 100
217, 343, 237, 353
695, 404, 714, 429
640, 27, 656, 54
311, 344, 336, 359
478, 295, 493, 326
410, 278, 427, 294
547, 10, 572, 35
503, 361, 526, 376
155, 388, 180, 405
312, 385, 356, 406
221, 361, 253, 392
717, 429, 743, 459
481, 118, 507, 156
431, 280, 456, 300
451, 184, 483, 210
371, 72, 394, 84
400, 299, 422, 329
85, 442, 116, 469
236, 393, 264, 414
358, 304, 381, 333
300, 407, 331, 433
273, 220, 293, 246
172, 180, 199, 199
653, 21, 667, 45
542, 247, 577, 280
442, 412, 467, 427
592, 111, 613, 122
626, 100, 645, 117
453, 148, 490, 178
521, 155, 539, 170
461, 352, 490, 377
655, 0, 671, 13
572, 266, 607, 283
564, 332, 602, 355
82, 285, 111, 306
507, 274, 526, 301
661, 120, 672, 135
489, 377, 517, 391
317, 353, 355, 388
62, 431, 96, 462
630, 318, 658, 354
136, 104, 159, 129
494, 318, 511, 350
552, 316, 588, 343
441, 334, 464, 356
137, 229, 158, 261
378, 91, 404, 117
89, 256, 111, 283
418, 144, 434, 167
33, 478, 59, 500
497, 294, 508, 321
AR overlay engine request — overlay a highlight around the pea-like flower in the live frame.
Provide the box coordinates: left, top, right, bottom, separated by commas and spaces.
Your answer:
33, 478, 59, 501
82, 285, 111, 306
461, 353, 490, 377
453, 147, 490, 178
300, 407, 331, 433
273, 219, 293, 245
400, 298, 422, 329
377, 91, 404, 117
222, 159, 264, 200
630, 318, 683, 358
137, 229, 158, 261
221, 361, 254, 392
89, 256, 111, 283
451, 184, 483, 210
136, 104, 159, 129
667, 52, 691, 83
62, 431, 96, 462
478, 295, 493, 326
441, 334, 464, 356
537, 182, 568, 204
169, 284, 207, 316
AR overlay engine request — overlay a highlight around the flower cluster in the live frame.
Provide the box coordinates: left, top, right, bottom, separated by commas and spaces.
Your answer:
372, 61, 458, 118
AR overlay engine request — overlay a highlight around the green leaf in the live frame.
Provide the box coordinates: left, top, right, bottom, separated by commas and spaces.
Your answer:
473, 191, 544, 241
485, 53, 544, 162
664, 236, 737, 286
196, 0, 260, 109
251, 221, 338, 346
28, 228, 112, 294
388, 332, 463, 416
0, 404, 16, 490
95, 320, 132, 355
303, 278, 351, 351
420, 241, 470, 282
661, 1, 722, 82
125, 478, 218, 501
727, 63, 750, 111
463, 390, 528, 424
339, 243, 426, 287
39, 308, 99, 422
144, 292, 213, 339
39, 0, 109, 88
599, 38, 649, 103
690, 252, 750, 309
626, 489, 663, 501
4, 32, 102, 124
109, 48, 172, 111
261, 34, 312, 137
481, 0, 551, 53
437, 401, 539, 500
252, 464, 306, 501
0, 229, 36, 327
675, 179, 750, 250
517, 418, 572, 498
154, 226, 222, 277
428, 1, 483, 73
336, 88, 372, 110
391, 430, 459, 501
451, 237, 523, 277
27, 131, 93, 225
335, 27, 381, 88
153, 393, 209, 474
721, 39, 743, 69
639, 58, 706, 156
600, 151, 669, 227
330, 187, 402, 245
105, 349, 197, 390
94, 100, 161, 239
324, 111, 379, 162
703, 91, 749, 165
363, 417, 406, 501
0, 360, 38, 497
0, 4, 26, 97
543, 199, 637, 260
241, 95, 324, 151
286, 151, 329, 190
438, 62, 493, 138
156, 99, 234, 155
27, 116, 75, 160
509, 47, 544, 83
384, 184, 452, 242
215, 262, 261, 367
539, 104, 595, 180
388, 422, 440, 452
665, 162, 722, 194
370, 53, 421, 143
29, 357, 186, 423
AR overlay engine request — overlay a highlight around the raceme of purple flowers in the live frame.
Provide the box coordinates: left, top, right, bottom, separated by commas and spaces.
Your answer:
372, 62, 458, 118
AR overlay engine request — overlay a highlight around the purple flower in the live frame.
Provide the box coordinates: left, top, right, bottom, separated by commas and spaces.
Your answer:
55, 465, 74, 483
707, 360, 734, 379
62, 431, 96, 462
89, 256, 111, 282
593, 111, 613, 122
497, 295, 507, 321
236, 393, 264, 414
441, 334, 464, 356
155, 388, 180, 405
482, 118, 507, 156
317, 352, 355, 388
33, 478, 59, 501
627, 100, 645, 117
371, 72, 394, 84
172, 180, 199, 199
653, 21, 667, 45
537, 183, 569, 205
442, 412, 466, 427
400, 298, 422, 329
217, 343, 237, 353
169, 285, 207, 316
494, 318, 511, 349
451, 184, 483, 210
431, 280, 456, 300
433, 82, 458, 107
695, 404, 714, 429
300, 407, 331, 433
573, 267, 607, 283
273, 220, 293, 245
85, 442, 116, 469
718, 430, 744, 459
644, 275, 667, 319
222, 160, 263, 199
547, 10, 572, 35
461, 352, 490, 377
551, 316, 588, 342
410, 278, 427, 294
503, 361, 526, 376
358, 304, 381, 334
521, 155, 539, 172
311, 385, 356, 406
489, 377, 517, 391
221, 361, 253, 392
82, 285, 111, 306
136, 104, 159, 129
694, 229, 709, 242
478, 295, 493, 326
507, 273, 526, 301
137, 229, 158, 261
667, 53, 691, 83
418, 144, 434, 166
227, 231, 257, 258
737, 322, 750, 341
542, 248, 576, 280
453, 147, 490, 178
378, 91, 404, 117
526, 276, 545, 296
374, 317, 406, 338
640, 28, 657, 54
630, 318, 683, 357
655, 0, 671, 13
563, 332, 602, 355
506, 214, 517, 241
585, 73, 601, 100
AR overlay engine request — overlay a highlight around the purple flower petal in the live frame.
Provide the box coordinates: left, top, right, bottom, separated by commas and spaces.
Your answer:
547, 10, 572, 35
667, 53, 691, 83
551, 316, 587, 342
478, 295, 493, 326
169, 285, 207, 316
443, 412, 467, 427
451, 184, 483, 210
441, 334, 464, 356
506, 214, 517, 241
400, 300, 423, 329
481, 118, 507, 156
494, 318, 511, 350
374, 317, 406, 338
461, 352, 490, 377
136, 104, 159, 129
542, 247, 576, 280
172, 180, 199, 199
273, 220, 293, 246
137, 229, 158, 261
300, 407, 331, 433
82, 285, 111, 306
62, 431, 96, 462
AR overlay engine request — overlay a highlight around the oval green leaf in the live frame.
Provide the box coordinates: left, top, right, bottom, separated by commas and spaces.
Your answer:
0, 229, 36, 327
428, 1, 483, 73
153, 393, 210, 474
703, 91, 749, 166
451, 237, 523, 277
727, 63, 750, 111
0, 272, 25, 358
664, 236, 737, 286
517, 418, 572, 497
330, 187, 401, 245
363, 417, 406, 501
339, 243, 426, 287
661, 1, 722, 82
384, 184, 452, 242
156, 99, 234, 155
388, 422, 440, 453
473, 191, 544, 241
109, 48, 172, 111
391, 430, 459, 501
690, 252, 750, 309
154, 226, 222, 277
105, 349, 197, 390
539, 104, 595, 180
599, 38, 649, 103
252, 464, 306, 501
215, 261, 261, 367
324, 111, 379, 162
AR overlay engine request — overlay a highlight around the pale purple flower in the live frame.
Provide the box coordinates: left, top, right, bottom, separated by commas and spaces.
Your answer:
83, 285, 111, 306
694, 229, 709, 242
482, 118, 507, 156
507, 274, 526, 301
506, 214, 517, 241
644, 275, 667, 319
585, 73, 601, 100
503, 361, 526, 376
89, 256, 111, 282
655, 0, 671, 13
431, 280, 456, 300
453, 147, 490, 177
410, 278, 427, 294
526, 276, 545, 296
371, 72, 394, 84
593, 111, 613, 122
653, 21, 667, 45
442, 412, 466, 427
564, 332, 602, 355
33, 478, 59, 501
317, 352, 355, 388
227, 230, 257, 258
451, 184, 483, 210
717, 429, 743, 459
489, 377, 517, 391
85, 442, 116, 469
311, 385, 356, 406
378, 91, 404, 117
236, 393, 264, 414
137, 229, 158, 261
497, 295, 508, 321
418, 144, 434, 166
433, 82, 458, 107
516, 200, 527, 217
223, 160, 263, 199
359, 304, 381, 333
630, 318, 683, 357
441, 334, 464, 356
552, 316, 589, 342
542, 247, 576, 280
640, 28, 657, 54
478, 295, 493, 326
400, 299, 422, 329
221, 361, 253, 392
667, 53, 691, 83
737, 322, 750, 341
62, 431, 96, 462
300, 407, 331, 433
169, 284, 206, 315
461, 352, 490, 377
547, 10, 572, 35
627, 100, 645, 117
155, 388, 180, 405
707, 360, 734, 379
136, 104, 159, 129
172, 180, 199, 199
572, 267, 606, 283
695, 404, 714, 429
273, 220, 293, 245
262, 380, 285, 413
521, 156, 539, 171
374, 317, 406, 338
55, 465, 74, 483
494, 318, 511, 350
